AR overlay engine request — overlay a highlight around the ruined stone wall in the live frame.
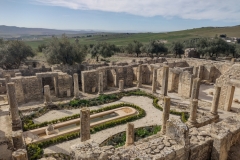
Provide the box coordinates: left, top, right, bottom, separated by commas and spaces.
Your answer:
58, 73, 73, 97
97, 67, 108, 90
216, 64, 240, 110
22, 76, 42, 103
81, 70, 98, 93
168, 69, 181, 92
141, 64, 152, 85
115, 66, 134, 87
11, 77, 25, 104
178, 71, 193, 98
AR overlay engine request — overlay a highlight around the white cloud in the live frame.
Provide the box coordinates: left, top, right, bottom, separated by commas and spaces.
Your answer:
34, 0, 240, 21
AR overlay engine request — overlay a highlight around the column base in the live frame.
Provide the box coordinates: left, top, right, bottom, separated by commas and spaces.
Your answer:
186, 121, 198, 128
72, 96, 80, 100
12, 119, 22, 131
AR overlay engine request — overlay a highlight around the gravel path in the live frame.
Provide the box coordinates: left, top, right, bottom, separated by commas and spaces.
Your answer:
43, 96, 180, 155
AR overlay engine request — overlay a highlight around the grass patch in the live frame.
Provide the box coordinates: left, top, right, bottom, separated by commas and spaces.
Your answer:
100, 125, 161, 148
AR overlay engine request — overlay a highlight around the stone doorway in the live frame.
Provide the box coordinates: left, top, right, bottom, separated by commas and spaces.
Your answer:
42, 77, 55, 95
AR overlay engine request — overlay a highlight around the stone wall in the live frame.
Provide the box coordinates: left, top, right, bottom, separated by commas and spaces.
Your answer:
216, 64, 240, 110
81, 65, 134, 93
81, 70, 99, 93
58, 73, 73, 97
178, 71, 193, 98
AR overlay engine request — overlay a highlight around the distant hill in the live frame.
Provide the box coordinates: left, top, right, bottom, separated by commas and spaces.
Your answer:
0, 25, 97, 38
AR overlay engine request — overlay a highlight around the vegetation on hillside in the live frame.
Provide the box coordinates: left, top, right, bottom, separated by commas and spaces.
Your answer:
90, 42, 118, 61
0, 39, 35, 69
43, 35, 87, 65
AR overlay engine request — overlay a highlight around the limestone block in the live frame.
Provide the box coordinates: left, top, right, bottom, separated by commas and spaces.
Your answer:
12, 149, 28, 160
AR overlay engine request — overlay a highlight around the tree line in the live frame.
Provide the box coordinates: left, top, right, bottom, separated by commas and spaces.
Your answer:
0, 34, 240, 69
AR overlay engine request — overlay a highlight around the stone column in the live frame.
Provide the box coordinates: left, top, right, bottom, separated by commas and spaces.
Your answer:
161, 65, 169, 96
152, 69, 157, 93
193, 66, 199, 78
224, 85, 235, 111
53, 76, 59, 97
5, 75, 11, 84
211, 86, 221, 115
191, 78, 201, 99
73, 73, 80, 99
12, 130, 24, 149
161, 96, 170, 135
5, 75, 11, 104
12, 149, 28, 160
80, 107, 90, 142
125, 123, 134, 146
7, 82, 22, 131
44, 85, 52, 105
197, 65, 204, 80
119, 80, 124, 92
188, 99, 198, 126
137, 65, 142, 88
98, 72, 103, 94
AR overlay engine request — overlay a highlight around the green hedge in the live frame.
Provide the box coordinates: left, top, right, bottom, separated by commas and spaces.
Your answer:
23, 102, 144, 131
26, 89, 189, 159
23, 89, 188, 131
152, 98, 189, 122
27, 103, 145, 160
100, 125, 161, 148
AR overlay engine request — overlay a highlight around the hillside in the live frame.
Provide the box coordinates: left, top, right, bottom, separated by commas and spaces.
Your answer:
1, 25, 240, 50
0, 25, 97, 38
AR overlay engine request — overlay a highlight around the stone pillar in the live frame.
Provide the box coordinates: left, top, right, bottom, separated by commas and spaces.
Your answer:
191, 78, 201, 99
211, 86, 221, 115
152, 69, 157, 93
197, 65, 204, 80
5, 75, 11, 104
137, 65, 142, 88
161, 65, 169, 96
80, 107, 90, 142
67, 89, 71, 97
188, 99, 198, 126
53, 76, 59, 97
12, 149, 28, 160
44, 85, 52, 105
5, 75, 11, 84
125, 123, 134, 146
161, 96, 170, 135
224, 85, 235, 111
73, 73, 80, 99
98, 72, 103, 94
119, 80, 124, 92
193, 66, 199, 78
12, 130, 24, 149
7, 82, 22, 131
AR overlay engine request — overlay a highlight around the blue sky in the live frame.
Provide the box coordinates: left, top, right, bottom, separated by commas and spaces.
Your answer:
0, 0, 240, 32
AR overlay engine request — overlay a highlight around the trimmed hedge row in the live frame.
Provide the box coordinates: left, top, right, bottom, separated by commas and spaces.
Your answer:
27, 103, 145, 160
23, 102, 143, 131
152, 98, 189, 122
26, 89, 189, 159
23, 89, 188, 131
100, 125, 161, 148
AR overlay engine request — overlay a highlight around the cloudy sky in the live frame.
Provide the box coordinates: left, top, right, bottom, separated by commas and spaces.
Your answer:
1, 0, 240, 32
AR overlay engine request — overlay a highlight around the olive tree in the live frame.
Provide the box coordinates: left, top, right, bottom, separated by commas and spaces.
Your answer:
90, 42, 116, 62
43, 35, 86, 65
169, 41, 184, 58
142, 40, 168, 58
0, 40, 35, 69
125, 40, 143, 57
